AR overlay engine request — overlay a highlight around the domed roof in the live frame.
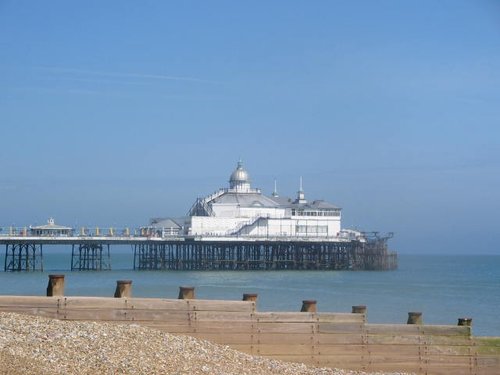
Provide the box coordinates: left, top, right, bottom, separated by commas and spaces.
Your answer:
229, 160, 250, 185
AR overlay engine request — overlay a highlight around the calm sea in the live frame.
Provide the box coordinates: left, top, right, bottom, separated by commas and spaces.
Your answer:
1, 249, 499, 337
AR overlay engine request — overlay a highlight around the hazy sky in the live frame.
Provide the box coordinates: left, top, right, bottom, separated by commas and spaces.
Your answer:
1, 1, 499, 254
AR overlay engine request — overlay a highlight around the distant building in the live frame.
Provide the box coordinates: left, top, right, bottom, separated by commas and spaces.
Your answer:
30, 218, 74, 237
144, 218, 184, 237
151, 161, 343, 239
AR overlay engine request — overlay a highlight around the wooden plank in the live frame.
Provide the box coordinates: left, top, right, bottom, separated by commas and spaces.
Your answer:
368, 334, 473, 346
425, 368, 474, 375
317, 313, 365, 323
314, 344, 424, 359
427, 335, 473, 346
188, 320, 256, 334
191, 311, 254, 322
366, 344, 422, 356
367, 334, 423, 345
232, 344, 314, 356
139, 322, 195, 334
317, 333, 364, 345
188, 333, 253, 345
420, 325, 471, 337
273, 354, 367, 366
124, 309, 193, 322
477, 355, 500, 367
189, 300, 255, 312
366, 347, 423, 363
365, 324, 422, 335
61, 297, 255, 312
256, 322, 315, 334
426, 354, 475, 365
0, 296, 61, 308
256, 333, 315, 345
61, 308, 133, 321
367, 355, 423, 364
62, 297, 128, 309
142, 320, 260, 334
126, 298, 189, 310
313, 344, 367, 356
312, 358, 368, 371
254, 312, 318, 323
427, 345, 476, 356
64, 297, 195, 311
423, 364, 476, 375
255, 354, 317, 364
253, 312, 364, 323
318, 322, 363, 334
361, 363, 424, 374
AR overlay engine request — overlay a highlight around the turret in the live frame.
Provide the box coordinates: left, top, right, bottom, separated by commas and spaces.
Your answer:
229, 160, 252, 192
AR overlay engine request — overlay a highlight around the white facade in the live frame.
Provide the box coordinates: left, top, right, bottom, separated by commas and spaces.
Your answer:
183, 161, 342, 239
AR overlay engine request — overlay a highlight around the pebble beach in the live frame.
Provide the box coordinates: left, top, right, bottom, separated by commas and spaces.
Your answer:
0, 312, 412, 375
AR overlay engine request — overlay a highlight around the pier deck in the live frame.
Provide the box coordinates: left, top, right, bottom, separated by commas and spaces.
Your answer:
0, 233, 397, 271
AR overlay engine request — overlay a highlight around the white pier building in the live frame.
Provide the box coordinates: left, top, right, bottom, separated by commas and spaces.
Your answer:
151, 161, 352, 240
1, 161, 395, 271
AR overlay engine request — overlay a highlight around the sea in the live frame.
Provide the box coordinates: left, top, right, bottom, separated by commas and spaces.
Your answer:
1, 249, 499, 337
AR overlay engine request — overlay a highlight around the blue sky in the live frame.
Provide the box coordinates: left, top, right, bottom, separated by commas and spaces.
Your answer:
1, 1, 499, 254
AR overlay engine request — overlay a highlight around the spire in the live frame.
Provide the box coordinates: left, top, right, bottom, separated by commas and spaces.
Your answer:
272, 179, 279, 197
296, 176, 307, 204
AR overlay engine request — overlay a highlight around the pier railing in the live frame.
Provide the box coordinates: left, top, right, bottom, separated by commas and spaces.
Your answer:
0, 228, 397, 272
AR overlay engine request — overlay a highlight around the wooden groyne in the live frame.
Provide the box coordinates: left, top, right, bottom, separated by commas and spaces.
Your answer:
0, 276, 497, 375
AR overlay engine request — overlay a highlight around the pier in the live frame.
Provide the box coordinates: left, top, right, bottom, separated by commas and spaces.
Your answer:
0, 163, 398, 272
0, 229, 397, 272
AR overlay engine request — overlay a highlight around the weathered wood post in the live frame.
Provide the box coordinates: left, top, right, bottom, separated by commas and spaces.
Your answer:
178, 286, 195, 299
242, 293, 258, 302
458, 318, 472, 327
352, 305, 367, 314
47, 274, 65, 296
114, 280, 132, 298
407, 312, 423, 324
301, 300, 317, 312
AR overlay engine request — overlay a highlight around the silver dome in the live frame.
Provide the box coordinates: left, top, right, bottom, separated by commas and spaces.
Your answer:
229, 161, 250, 185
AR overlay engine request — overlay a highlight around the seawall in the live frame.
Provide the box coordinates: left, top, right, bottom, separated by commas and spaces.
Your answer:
0, 277, 498, 375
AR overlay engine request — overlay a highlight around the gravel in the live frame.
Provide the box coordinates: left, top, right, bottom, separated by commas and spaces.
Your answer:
0, 312, 412, 375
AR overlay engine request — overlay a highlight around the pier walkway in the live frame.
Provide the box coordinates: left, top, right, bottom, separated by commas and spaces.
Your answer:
0, 227, 397, 272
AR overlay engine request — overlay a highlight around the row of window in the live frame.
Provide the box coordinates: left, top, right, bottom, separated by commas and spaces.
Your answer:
296, 225, 328, 234
291, 209, 340, 217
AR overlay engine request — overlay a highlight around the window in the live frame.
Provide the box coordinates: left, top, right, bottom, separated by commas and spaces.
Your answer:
296, 225, 328, 234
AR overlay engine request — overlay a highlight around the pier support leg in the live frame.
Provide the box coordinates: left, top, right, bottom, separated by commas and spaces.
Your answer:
71, 243, 111, 271
4, 243, 43, 272
134, 243, 166, 270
